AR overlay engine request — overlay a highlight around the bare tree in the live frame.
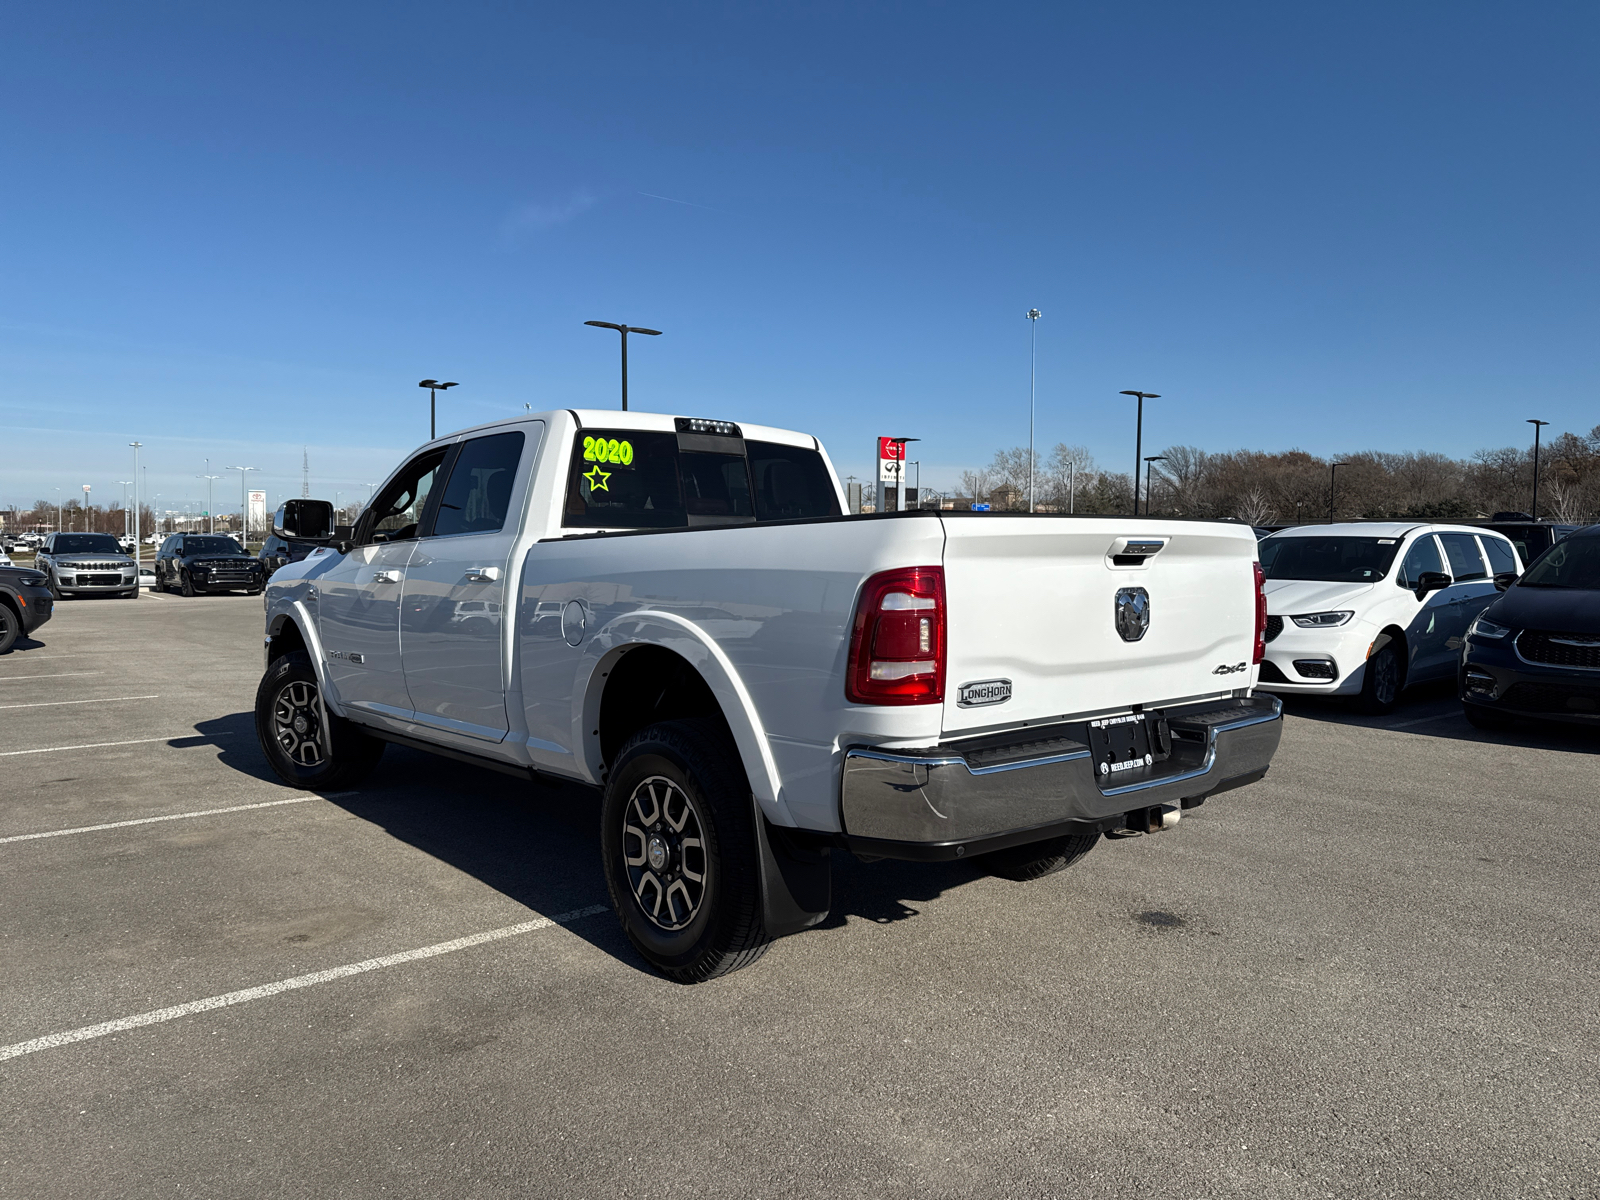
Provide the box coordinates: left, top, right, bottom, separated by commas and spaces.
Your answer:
1235, 487, 1275, 526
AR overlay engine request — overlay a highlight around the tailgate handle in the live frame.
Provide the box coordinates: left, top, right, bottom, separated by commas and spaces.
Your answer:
1108, 537, 1168, 567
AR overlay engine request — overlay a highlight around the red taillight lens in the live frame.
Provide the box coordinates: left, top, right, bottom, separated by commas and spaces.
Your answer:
1252, 561, 1267, 665
846, 566, 946, 705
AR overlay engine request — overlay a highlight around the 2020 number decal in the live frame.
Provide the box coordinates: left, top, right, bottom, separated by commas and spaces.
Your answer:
583, 437, 634, 465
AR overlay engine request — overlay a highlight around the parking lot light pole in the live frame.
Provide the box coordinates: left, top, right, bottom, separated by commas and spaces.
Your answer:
418, 380, 458, 440
1026, 309, 1040, 512
115, 482, 132, 540
226, 466, 259, 540
1527, 419, 1549, 520
1120, 392, 1160, 516
584, 322, 662, 411
198, 472, 221, 534
1144, 456, 1167, 517
1329, 462, 1347, 523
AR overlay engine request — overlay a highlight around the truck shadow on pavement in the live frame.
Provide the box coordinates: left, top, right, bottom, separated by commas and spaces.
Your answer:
195, 710, 993, 976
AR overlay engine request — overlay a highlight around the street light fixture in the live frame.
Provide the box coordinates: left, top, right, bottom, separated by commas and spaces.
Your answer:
197, 471, 221, 535
226, 465, 260, 540
886, 438, 920, 511
1143, 456, 1167, 517
1026, 309, 1041, 512
1329, 462, 1348, 523
1120, 391, 1160, 516
1527, 419, 1549, 520
418, 380, 458, 440
584, 321, 662, 411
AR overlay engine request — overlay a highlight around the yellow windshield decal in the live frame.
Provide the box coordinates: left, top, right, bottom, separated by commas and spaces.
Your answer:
583, 464, 612, 492
582, 436, 634, 465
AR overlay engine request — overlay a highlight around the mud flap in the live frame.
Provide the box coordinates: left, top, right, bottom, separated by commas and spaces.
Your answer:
756, 815, 831, 938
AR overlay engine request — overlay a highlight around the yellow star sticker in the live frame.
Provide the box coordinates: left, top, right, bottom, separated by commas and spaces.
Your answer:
584, 464, 611, 492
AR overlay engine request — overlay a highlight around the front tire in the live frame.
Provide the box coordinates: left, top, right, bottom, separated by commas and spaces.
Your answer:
0, 603, 18, 654
983, 832, 1100, 881
254, 650, 385, 789
1356, 639, 1403, 715
46, 572, 62, 601
601, 719, 769, 983
179, 570, 196, 597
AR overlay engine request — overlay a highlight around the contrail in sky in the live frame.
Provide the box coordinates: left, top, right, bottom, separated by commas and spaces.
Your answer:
637, 191, 731, 215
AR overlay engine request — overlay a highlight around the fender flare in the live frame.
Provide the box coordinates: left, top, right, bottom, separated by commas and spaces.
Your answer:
266, 601, 345, 718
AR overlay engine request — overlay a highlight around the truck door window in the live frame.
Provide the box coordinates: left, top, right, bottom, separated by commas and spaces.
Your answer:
429, 432, 526, 538
748, 441, 842, 521
1437, 533, 1487, 582
1395, 536, 1443, 588
367, 449, 448, 544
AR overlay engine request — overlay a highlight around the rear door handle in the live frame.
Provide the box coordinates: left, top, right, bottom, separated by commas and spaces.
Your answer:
465, 566, 502, 583
372, 570, 402, 584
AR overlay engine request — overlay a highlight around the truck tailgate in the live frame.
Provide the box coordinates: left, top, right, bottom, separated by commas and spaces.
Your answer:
939, 516, 1258, 734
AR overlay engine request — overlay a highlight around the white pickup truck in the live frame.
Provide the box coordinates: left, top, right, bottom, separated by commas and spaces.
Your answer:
256, 410, 1282, 981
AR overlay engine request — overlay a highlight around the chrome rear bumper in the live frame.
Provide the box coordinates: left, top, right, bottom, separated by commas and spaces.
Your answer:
839, 694, 1282, 859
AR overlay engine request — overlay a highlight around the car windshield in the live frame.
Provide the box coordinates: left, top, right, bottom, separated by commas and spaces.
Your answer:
1519, 537, 1600, 590
52, 535, 123, 555
1259, 536, 1401, 582
184, 537, 241, 555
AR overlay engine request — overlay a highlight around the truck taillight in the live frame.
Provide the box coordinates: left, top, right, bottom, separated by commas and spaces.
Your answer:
846, 566, 946, 705
1252, 561, 1267, 664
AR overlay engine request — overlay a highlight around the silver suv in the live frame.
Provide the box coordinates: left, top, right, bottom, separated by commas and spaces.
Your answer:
35, 533, 139, 599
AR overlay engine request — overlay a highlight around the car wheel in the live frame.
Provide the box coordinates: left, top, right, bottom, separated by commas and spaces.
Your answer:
1356, 640, 1402, 715
179, 570, 196, 598
601, 719, 769, 983
46, 572, 62, 601
254, 650, 385, 789
982, 832, 1100, 881
0, 602, 19, 654
1463, 703, 1513, 731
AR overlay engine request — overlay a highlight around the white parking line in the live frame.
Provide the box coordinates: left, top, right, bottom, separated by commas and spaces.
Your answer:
0, 695, 158, 711
0, 904, 611, 1062
0, 795, 316, 845
1387, 712, 1460, 730
0, 672, 101, 682
0, 733, 233, 758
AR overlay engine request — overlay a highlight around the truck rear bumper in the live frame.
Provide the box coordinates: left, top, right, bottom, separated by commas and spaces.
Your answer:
838, 694, 1282, 860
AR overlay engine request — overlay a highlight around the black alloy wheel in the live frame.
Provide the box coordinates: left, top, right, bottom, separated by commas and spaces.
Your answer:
1356, 639, 1403, 715
0, 603, 18, 654
601, 719, 769, 983
254, 649, 385, 788
179, 569, 196, 597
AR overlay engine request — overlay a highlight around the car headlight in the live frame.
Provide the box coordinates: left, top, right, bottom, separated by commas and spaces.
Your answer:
1290, 610, 1354, 628
1467, 614, 1511, 640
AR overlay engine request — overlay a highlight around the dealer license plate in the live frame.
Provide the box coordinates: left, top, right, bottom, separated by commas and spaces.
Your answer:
1087, 712, 1154, 781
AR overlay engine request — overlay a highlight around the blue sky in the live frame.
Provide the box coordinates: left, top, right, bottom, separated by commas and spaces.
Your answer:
3, 2, 1596, 515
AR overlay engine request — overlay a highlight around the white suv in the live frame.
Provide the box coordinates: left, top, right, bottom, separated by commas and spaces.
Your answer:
1256, 522, 1522, 713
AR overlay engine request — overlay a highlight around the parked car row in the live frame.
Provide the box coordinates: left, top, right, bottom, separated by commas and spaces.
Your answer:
1253, 521, 1599, 731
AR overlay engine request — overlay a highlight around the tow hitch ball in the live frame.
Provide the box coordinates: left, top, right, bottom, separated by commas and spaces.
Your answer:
1110, 804, 1182, 838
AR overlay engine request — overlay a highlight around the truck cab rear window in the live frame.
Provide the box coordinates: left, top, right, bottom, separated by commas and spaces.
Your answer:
563, 432, 840, 529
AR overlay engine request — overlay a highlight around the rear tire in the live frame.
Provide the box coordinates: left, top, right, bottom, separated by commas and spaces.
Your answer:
1356, 640, 1403, 715
0, 602, 19, 654
983, 833, 1100, 881
601, 719, 769, 983
254, 650, 385, 789
1463, 703, 1513, 731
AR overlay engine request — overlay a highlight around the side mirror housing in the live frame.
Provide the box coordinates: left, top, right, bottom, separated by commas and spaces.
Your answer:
272, 499, 335, 543
1493, 571, 1519, 592
1414, 570, 1453, 600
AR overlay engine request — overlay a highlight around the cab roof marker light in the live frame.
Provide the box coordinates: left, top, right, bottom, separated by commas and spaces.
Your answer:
675, 418, 742, 437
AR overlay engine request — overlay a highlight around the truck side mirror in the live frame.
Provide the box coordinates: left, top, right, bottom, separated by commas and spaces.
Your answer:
1414, 570, 1452, 600
1493, 571, 1519, 592
272, 499, 335, 543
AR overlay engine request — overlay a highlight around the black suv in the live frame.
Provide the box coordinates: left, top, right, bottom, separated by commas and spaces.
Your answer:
1482, 514, 1580, 566
258, 532, 320, 574
154, 534, 266, 596
0, 562, 54, 652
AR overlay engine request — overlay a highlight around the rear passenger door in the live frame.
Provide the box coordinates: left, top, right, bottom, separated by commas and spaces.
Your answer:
400, 425, 539, 743
1437, 532, 1495, 665
1397, 534, 1455, 680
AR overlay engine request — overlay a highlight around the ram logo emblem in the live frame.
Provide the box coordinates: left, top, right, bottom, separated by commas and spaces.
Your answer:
1114, 587, 1151, 642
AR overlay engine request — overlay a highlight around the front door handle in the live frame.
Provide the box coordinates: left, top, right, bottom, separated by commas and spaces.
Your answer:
465, 566, 502, 583
372, 570, 402, 584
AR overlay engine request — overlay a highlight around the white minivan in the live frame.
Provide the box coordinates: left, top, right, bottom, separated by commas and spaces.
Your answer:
1256, 522, 1523, 713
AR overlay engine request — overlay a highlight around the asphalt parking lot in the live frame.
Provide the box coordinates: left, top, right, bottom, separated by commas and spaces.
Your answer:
1, 593, 1596, 1199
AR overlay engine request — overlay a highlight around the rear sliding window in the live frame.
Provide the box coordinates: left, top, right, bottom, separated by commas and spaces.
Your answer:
563, 431, 841, 529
